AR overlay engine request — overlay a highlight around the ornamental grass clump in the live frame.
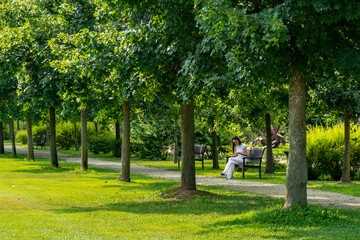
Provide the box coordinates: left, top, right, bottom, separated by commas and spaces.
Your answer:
307, 124, 360, 181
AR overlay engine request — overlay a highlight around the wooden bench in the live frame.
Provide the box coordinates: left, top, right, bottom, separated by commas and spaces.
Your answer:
35, 135, 46, 149
226, 147, 265, 179
178, 144, 207, 170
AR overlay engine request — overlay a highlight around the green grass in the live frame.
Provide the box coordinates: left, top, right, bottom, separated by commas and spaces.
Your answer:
0, 153, 360, 239
4, 142, 360, 197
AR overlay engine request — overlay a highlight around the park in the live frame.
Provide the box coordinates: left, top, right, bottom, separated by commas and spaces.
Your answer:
1, 0, 360, 239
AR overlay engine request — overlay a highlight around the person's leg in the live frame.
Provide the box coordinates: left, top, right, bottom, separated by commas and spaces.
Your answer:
224, 157, 243, 179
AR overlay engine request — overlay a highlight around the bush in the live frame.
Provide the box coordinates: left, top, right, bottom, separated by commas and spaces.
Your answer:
88, 134, 115, 154
16, 130, 28, 144
56, 122, 79, 150
307, 124, 360, 181
15, 126, 47, 145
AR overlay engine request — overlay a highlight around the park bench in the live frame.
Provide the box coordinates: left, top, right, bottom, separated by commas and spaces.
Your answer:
178, 144, 207, 170
35, 135, 46, 149
226, 147, 265, 179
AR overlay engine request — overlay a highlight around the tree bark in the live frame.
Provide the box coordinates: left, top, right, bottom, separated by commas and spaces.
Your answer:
265, 113, 274, 173
74, 123, 79, 151
50, 107, 59, 168
211, 121, 219, 169
121, 101, 131, 182
0, 122, 4, 154
17, 120, 20, 131
95, 122, 98, 136
114, 121, 121, 157
284, 69, 307, 208
180, 102, 196, 190
81, 108, 88, 171
173, 120, 178, 164
26, 118, 35, 161
9, 119, 16, 157
340, 112, 351, 183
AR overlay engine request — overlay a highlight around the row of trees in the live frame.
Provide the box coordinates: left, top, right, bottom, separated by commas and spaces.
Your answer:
1, 0, 360, 208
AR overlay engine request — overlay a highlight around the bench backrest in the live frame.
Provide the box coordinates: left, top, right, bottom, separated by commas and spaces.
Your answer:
194, 144, 206, 158
246, 147, 265, 163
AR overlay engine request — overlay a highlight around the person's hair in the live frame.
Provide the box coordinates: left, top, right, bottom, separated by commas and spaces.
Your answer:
232, 136, 242, 153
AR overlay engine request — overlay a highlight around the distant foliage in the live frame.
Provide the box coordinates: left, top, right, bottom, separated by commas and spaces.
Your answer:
307, 124, 360, 181
88, 134, 115, 154
56, 122, 78, 150
16, 126, 47, 144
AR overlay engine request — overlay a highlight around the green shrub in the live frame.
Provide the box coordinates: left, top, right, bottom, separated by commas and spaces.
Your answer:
16, 126, 47, 145
88, 134, 115, 154
56, 122, 78, 150
307, 124, 360, 181
16, 130, 28, 144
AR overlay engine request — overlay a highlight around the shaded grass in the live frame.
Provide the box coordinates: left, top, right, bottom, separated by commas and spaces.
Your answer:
1, 153, 360, 239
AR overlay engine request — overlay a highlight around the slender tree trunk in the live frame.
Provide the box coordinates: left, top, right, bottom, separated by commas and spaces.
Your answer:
114, 121, 121, 157
173, 120, 178, 164
45, 130, 49, 147
81, 108, 88, 171
265, 113, 274, 173
95, 122, 98, 136
340, 112, 351, 183
284, 69, 307, 208
211, 121, 219, 169
0, 122, 4, 154
26, 118, 35, 161
50, 107, 59, 168
180, 102, 196, 190
17, 120, 20, 131
9, 119, 16, 157
74, 123, 79, 151
121, 101, 131, 182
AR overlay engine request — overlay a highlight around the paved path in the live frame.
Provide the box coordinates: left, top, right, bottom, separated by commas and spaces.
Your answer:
5, 146, 360, 209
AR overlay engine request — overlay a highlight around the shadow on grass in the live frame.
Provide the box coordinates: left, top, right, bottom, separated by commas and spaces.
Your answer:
199, 205, 360, 239
48, 185, 281, 216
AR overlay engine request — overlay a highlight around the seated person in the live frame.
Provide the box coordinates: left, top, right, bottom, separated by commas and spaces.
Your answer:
221, 136, 247, 180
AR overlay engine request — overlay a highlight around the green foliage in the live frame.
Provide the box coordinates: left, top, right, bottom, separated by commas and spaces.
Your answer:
56, 122, 78, 150
307, 124, 360, 181
15, 125, 47, 144
15, 130, 28, 144
88, 133, 115, 154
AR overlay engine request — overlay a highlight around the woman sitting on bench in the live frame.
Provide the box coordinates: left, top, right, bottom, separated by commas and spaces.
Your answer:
221, 136, 248, 180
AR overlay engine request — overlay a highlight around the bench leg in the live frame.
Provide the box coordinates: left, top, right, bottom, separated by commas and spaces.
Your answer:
242, 168, 245, 179
202, 160, 204, 170
259, 167, 261, 179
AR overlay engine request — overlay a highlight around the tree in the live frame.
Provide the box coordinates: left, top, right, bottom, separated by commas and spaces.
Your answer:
194, 0, 360, 207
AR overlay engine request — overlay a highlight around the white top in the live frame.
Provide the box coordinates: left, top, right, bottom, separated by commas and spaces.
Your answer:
235, 143, 246, 156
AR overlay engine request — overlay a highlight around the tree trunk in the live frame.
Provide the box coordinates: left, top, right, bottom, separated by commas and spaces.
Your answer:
0, 122, 4, 154
211, 121, 219, 169
26, 118, 35, 161
95, 122, 98, 136
284, 69, 307, 208
81, 108, 88, 171
74, 123, 79, 151
180, 102, 196, 190
121, 101, 131, 182
265, 113, 274, 173
9, 119, 16, 157
50, 107, 59, 168
17, 120, 20, 131
46, 130, 49, 147
173, 120, 178, 164
114, 121, 121, 157
340, 112, 351, 183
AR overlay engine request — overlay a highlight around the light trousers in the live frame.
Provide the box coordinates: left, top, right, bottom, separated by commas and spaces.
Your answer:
223, 156, 244, 179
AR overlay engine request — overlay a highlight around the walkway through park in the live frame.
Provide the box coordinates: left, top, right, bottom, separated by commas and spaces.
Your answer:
4, 146, 360, 209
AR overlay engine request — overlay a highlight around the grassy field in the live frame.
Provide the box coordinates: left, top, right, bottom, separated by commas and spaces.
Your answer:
4, 142, 360, 197
1, 153, 360, 239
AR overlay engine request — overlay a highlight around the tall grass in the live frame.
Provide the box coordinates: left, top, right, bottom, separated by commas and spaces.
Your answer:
307, 124, 360, 180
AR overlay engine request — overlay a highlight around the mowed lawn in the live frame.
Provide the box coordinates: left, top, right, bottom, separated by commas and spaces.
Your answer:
1, 153, 360, 239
